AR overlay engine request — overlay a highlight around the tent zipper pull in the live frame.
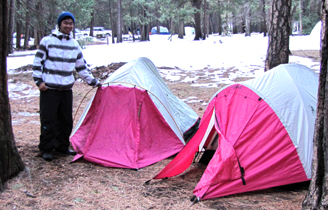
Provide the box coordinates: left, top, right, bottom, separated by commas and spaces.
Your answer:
237, 158, 246, 185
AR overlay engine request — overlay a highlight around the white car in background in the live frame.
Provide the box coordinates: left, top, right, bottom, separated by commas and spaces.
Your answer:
73, 28, 83, 39
82, 27, 111, 38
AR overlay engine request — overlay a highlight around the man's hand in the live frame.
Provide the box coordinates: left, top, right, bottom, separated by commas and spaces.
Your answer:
39, 82, 48, 91
95, 81, 102, 87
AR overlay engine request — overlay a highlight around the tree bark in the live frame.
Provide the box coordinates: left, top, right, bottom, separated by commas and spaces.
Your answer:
192, 0, 202, 40
15, 0, 22, 49
299, 0, 303, 35
218, 0, 222, 35
264, 0, 291, 71
245, 2, 251, 36
261, 0, 267, 36
302, 1, 328, 208
129, 3, 135, 42
178, 19, 184, 39
156, 2, 160, 35
169, 18, 174, 35
34, 0, 43, 45
24, 0, 32, 50
233, 12, 238, 34
109, 0, 117, 44
0, 0, 25, 190
209, 13, 214, 34
140, 7, 150, 41
117, 0, 122, 43
90, 12, 94, 37
7, 0, 15, 54
202, 0, 208, 39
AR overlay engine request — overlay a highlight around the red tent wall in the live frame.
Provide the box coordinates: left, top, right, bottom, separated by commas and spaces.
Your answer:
154, 84, 309, 199
71, 85, 184, 169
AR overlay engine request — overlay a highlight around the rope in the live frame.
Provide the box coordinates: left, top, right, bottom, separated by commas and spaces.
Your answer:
292, 49, 318, 61
73, 86, 98, 125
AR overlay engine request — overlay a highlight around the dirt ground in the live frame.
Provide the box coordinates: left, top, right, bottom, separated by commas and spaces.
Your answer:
0, 50, 319, 210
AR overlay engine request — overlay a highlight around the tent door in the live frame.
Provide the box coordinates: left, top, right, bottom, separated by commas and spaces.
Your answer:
198, 109, 216, 151
194, 109, 218, 163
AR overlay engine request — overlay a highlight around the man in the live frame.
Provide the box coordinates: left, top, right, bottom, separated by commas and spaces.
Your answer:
32, 12, 101, 161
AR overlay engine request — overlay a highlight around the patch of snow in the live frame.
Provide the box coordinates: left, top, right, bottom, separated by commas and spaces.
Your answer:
6, 32, 321, 102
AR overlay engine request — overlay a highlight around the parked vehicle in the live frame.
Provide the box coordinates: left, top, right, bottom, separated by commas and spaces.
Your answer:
82, 27, 111, 38
73, 28, 83, 39
122, 32, 140, 41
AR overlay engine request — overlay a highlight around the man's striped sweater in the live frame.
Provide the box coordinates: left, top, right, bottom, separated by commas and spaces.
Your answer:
32, 30, 99, 90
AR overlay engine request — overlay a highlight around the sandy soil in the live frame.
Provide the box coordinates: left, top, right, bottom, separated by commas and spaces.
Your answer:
0, 50, 319, 209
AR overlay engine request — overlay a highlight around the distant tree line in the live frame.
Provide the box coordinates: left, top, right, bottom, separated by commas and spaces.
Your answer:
5, 0, 322, 52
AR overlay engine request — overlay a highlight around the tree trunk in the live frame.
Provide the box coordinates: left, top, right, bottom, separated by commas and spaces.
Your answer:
117, 0, 122, 43
24, 0, 32, 50
34, 0, 43, 45
264, 0, 291, 71
90, 12, 94, 37
218, 0, 222, 35
141, 9, 147, 41
233, 12, 239, 34
245, 2, 251, 36
7, 0, 15, 54
192, 0, 202, 40
202, 0, 207, 39
261, 0, 267, 36
302, 1, 328, 208
120, 0, 124, 36
156, 2, 160, 35
317, 0, 322, 19
169, 18, 174, 34
178, 19, 184, 39
291, 4, 297, 34
129, 4, 135, 42
209, 13, 214, 34
15, 0, 22, 49
109, 0, 116, 44
140, 7, 150, 41
0, 0, 25, 190
299, 0, 303, 35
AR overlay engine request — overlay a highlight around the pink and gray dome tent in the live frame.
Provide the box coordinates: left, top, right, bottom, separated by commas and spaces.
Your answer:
70, 57, 199, 169
152, 63, 318, 200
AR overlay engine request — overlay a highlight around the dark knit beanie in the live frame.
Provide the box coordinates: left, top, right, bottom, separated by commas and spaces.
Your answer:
57, 12, 75, 27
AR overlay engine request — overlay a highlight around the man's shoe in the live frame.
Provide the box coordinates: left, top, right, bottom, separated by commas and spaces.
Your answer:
56, 149, 77, 156
42, 151, 53, 161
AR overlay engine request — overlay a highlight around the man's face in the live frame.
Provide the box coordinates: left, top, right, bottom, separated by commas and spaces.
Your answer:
59, 18, 74, 35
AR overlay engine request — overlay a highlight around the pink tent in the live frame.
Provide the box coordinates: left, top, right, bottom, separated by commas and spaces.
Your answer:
153, 64, 318, 200
71, 85, 185, 169
70, 57, 199, 169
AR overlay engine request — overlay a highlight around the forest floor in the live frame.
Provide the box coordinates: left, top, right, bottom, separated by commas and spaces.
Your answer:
0, 50, 319, 210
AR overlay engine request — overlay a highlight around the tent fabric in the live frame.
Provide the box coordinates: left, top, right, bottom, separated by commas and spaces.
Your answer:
241, 63, 318, 178
184, 26, 195, 36
100, 57, 199, 143
71, 86, 184, 169
310, 21, 321, 38
71, 57, 199, 169
154, 63, 318, 199
151, 26, 170, 34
